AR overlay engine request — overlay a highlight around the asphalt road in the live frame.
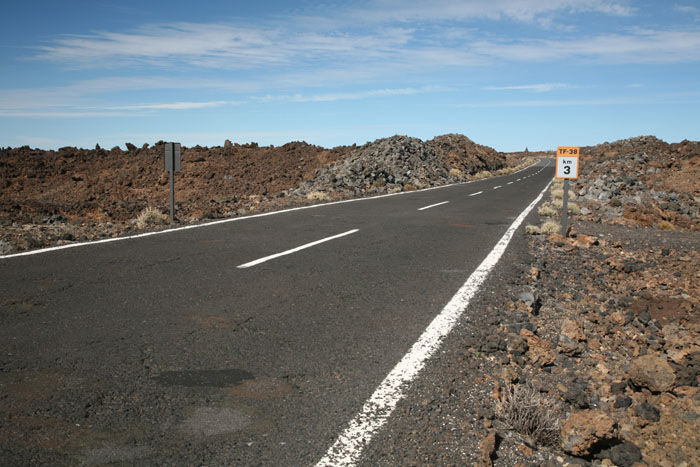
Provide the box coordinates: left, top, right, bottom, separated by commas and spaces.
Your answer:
1, 159, 554, 466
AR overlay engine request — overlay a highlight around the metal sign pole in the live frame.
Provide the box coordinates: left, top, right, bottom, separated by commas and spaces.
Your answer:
169, 164, 175, 224
561, 178, 569, 236
164, 142, 181, 224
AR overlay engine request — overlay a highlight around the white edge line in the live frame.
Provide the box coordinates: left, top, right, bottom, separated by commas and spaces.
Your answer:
469, 191, 483, 196
0, 160, 543, 260
417, 201, 449, 211
237, 229, 358, 268
315, 178, 553, 467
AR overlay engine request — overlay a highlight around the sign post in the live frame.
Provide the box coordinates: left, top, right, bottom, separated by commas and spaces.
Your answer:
164, 142, 181, 224
555, 146, 580, 236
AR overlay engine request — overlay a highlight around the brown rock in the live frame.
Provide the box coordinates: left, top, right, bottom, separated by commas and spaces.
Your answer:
547, 233, 567, 245
571, 233, 599, 248
628, 354, 676, 392
520, 329, 556, 366
561, 318, 586, 342
663, 323, 700, 364
561, 410, 617, 457
479, 430, 498, 466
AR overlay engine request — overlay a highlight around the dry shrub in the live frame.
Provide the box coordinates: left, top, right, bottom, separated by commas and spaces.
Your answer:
525, 225, 541, 235
657, 220, 675, 230
567, 202, 580, 214
496, 383, 564, 446
306, 191, 331, 201
541, 220, 561, 234
538, 203, 557, 217
449, 168, 464, 179
135, 207, 168, 228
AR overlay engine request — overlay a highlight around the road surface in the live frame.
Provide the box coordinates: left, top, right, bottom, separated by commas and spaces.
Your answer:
1, 159, 553, 465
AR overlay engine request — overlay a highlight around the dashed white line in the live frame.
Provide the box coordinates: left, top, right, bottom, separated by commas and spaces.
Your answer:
316, 180, 553, 467
237, 229, 359, 268
507, 182, 513, 185
418, 201, 450, 211
493, 185, 502, 189
469, 191, 483, 197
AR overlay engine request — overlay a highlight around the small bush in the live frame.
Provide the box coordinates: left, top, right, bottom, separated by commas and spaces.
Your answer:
525, 225, 541, 235
306, 191, 331, 201
496, 383, 564, 446
135, 207, 168, 229
449, 168, 463, 179
551, 188, 564, 200
538, 203, 557, 217
541, 220, 561, 234
657, 220, 675, 230
552, 199, 564, 209
567, 202, 580, 215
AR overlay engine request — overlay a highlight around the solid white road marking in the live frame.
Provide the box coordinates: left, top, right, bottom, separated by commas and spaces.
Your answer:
237, 229, 359, 268
469, 191, 483, 197
418, 201, 449, 211
316, 180, 553, 467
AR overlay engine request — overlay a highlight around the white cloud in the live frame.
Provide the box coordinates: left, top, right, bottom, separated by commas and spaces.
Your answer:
472, 29, 700, 63
108, 100, 240, 110
483, 83, 574, 92
349, 0, 635, 23
256, 86, 446, 103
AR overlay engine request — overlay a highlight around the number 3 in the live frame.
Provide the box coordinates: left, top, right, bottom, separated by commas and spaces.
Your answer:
564, 166, 571, 175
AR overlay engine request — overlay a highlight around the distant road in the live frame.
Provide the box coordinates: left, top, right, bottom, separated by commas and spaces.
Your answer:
1, 159, 553, 466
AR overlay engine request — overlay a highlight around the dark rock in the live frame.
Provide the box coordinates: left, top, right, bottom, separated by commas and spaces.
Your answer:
634, 402, 660, 422
613, 396, 632, 408
564, 384, 589, 409
596, 441, 643, 467
480, 335, 507, 353
610, 381, 627, 394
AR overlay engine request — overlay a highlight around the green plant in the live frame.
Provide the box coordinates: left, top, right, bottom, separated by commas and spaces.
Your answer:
495, 383, 564, 446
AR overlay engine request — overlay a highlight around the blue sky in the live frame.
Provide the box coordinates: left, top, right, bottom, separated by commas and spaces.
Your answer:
2, 0, 699, 151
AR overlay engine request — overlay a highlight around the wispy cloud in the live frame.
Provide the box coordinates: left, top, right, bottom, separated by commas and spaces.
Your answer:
257, 86, 446, 103
483, 83, 574, 92
108, 100, 240, 110
472, 29, 700, 63
674, 4, 700, 20
348, 0, 635, 24
33, 22, 414, 70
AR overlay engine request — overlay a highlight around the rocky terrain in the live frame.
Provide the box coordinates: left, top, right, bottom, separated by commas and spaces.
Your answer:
1, 133, 698, 466
0, 134, 518, 255
358, 136, 699, 466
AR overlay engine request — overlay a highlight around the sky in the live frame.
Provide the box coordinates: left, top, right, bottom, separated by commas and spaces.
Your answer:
1, 0, 700, 152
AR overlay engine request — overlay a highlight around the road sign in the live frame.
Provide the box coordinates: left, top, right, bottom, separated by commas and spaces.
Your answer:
556, 146, 579, 179
164, 143, 181, 172
163, 142, 182, 223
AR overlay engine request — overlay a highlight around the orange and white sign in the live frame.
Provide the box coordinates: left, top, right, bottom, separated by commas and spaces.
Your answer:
556, 146, 579, 179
